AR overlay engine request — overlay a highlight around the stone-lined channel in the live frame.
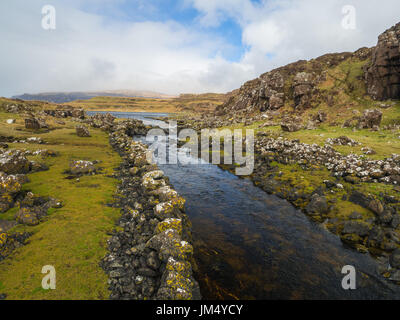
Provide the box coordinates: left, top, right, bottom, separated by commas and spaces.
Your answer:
90, 111, 400, 300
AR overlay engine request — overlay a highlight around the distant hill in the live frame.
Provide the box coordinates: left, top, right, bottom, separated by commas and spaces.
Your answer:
12, 90, 176, 103
66, 93, 227, 113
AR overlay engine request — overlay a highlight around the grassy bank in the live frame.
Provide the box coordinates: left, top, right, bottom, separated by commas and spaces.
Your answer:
0, 112, 121, 299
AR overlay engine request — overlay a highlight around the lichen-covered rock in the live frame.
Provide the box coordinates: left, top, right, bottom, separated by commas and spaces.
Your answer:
0, 232, 31, 262
306, 194, 329, 216
150, 186, 179, 202
0, 173, 23, 212
0, 150, 30, 174
0, 172, 22, 195
76, 125, 90, 137
14, 194, 57, 226
153, 197, 186, 220
15, 207, 41, 226
155, 218, 183, 236
69, 160, 96, 175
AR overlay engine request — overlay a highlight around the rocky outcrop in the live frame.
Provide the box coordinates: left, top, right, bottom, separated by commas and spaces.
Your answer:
293, 72, 314, 108
215, 52, 353, 116
101, 122, 200, 300
365, 22, 400, 100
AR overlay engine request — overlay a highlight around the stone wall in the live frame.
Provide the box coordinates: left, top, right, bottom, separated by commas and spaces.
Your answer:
101, 122, 200, 300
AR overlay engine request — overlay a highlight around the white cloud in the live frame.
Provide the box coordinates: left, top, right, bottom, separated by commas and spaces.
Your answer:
1, 0, 400, 97
242, 20, 284, 53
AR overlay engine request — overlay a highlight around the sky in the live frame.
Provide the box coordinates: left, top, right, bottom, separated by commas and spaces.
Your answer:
1, 0, 400, 97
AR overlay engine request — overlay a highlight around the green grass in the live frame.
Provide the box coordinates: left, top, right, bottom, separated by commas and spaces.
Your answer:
0, 114, 122, 300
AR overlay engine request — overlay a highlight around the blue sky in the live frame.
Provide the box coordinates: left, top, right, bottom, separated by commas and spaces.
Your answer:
1, 0, 400, 97
77, 0, 247, 61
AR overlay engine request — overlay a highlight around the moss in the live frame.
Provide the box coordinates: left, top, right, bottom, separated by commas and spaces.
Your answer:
0, 120, 122, 300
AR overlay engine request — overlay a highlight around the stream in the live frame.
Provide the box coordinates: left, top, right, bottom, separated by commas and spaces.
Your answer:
91, 111, 400, 300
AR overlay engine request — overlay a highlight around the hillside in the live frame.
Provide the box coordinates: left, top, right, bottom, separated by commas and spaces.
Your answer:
214, 22, 400, 127
174, 21, 400, 279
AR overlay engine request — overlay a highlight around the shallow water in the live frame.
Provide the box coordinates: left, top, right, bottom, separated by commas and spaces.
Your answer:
93, 111, 400, 300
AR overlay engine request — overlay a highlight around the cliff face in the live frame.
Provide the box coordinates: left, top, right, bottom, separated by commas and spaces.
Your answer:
365, 22, 400, 100
217, 22, 400, 116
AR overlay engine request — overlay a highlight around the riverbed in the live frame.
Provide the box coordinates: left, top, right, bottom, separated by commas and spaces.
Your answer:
90, 111, 400, 300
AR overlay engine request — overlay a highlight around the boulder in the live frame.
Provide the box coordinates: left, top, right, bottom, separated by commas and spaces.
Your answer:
0, 150, 30, 174
358, 109, 383, 129
24, 118, 41, 130
15, 207, 43, 226
306, 194, 329, 215
342, 221, 371, 237
69, 160, 96, 175
281, 120, 303, 132
76, 125, 90, 137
